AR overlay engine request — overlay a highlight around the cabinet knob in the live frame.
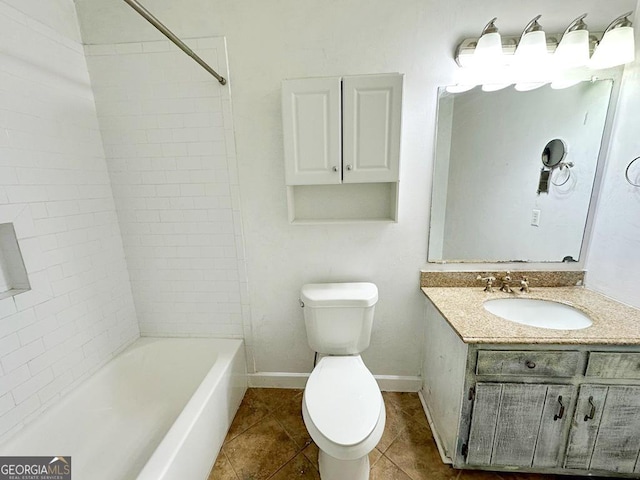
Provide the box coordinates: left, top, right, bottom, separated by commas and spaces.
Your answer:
525, 360, 536, 369
346, 164, 353, 171
332, 166, 338, 172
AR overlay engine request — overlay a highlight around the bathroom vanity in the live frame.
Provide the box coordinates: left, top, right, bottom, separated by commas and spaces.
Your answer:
421, 284, 640, 477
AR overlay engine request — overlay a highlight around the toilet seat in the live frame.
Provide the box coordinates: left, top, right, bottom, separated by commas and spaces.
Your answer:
303, 355, 384, 459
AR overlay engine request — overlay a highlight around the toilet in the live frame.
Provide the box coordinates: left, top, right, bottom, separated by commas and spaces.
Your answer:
300, 282, 385, 480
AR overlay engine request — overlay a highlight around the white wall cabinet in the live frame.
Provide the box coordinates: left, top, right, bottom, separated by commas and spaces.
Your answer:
282, 73, 403, 223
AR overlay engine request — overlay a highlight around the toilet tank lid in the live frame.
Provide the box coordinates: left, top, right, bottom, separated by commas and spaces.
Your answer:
301, 282, 378, 307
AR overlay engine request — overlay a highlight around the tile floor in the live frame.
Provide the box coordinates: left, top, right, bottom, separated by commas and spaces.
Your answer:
207, 388, 591, 480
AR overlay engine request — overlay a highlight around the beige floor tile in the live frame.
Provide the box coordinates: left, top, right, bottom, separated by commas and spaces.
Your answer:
369, 447, 384, 467
458, 469, 505, 480
225, 389, 271, 443
383, 392, 428, 425
384, 420, 457, 480
513, 473, 611, 480
223, 415, 299, 480
301, 441, 382, 472
377, 397, 422, 452
270, 390, 312, 449
216, 390, 577, 480
252, 388, 303, 412
269, 453, 320, 480
208, 452, 239, 480
302, 442, 319, 470
370, 455, 413, 480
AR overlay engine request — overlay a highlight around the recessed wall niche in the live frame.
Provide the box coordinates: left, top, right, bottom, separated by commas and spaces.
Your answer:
0, 223, 30, 299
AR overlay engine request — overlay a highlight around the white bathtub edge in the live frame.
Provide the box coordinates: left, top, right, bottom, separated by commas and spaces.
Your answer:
136, 339, 247, 480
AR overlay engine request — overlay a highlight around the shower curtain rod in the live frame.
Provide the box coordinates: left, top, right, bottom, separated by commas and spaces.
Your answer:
122, 0, 226, 85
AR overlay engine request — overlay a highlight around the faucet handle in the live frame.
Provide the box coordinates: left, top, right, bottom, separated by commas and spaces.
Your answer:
519, 275, 537, 293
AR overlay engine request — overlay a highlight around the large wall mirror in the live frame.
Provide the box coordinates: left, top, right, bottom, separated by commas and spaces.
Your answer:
428, 80, 614, 263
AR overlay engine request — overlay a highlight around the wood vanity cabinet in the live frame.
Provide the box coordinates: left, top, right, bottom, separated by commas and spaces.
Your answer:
422, 300, 640, 477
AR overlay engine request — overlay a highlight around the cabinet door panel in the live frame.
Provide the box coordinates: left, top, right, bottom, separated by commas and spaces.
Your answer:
533, 385, 576, 468
467, 383, 501, 466
564, 385, 608, 470
282, 77, 341, 185
491, 384, 547, 467
590, 386, 640, 473
342, 74, 402, 183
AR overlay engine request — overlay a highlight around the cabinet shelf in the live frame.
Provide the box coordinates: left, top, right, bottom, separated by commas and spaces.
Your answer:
286, 182, 398, 224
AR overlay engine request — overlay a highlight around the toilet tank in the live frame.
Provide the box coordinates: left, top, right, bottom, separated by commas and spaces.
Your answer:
300, 282, 378, 355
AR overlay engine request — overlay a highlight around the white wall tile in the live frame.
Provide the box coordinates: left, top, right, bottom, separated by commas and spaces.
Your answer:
0, 0, 139, 440
85, 38, 248, 339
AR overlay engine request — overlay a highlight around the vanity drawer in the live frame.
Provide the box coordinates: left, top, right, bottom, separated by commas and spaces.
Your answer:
476, 350, 582, 377
586, 352, 640, 379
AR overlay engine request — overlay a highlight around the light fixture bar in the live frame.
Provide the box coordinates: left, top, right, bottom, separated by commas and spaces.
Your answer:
456, 33, 602, 68
455, 11, 635, 69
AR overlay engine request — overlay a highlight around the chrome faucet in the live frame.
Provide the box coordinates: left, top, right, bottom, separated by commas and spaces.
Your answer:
476, 274, 496, 292
499, 272, 513, 293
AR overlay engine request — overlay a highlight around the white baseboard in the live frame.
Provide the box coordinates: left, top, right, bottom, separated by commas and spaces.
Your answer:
248, 373, 308, 389
248, 372, 421, 392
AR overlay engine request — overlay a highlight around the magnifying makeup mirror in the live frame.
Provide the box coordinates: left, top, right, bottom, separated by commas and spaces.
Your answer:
539, 138, 569, 193
542, 139, 567, 168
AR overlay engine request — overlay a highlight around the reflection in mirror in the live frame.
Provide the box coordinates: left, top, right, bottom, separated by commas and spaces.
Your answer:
542, 139, 567, 168
428, 80, 613, 263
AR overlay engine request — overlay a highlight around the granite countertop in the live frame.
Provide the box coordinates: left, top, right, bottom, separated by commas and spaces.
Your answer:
421, 286, 640, 345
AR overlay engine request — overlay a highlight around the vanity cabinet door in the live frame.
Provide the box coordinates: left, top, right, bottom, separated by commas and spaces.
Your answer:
467, 383, 574, 468
566, 385, 640, 473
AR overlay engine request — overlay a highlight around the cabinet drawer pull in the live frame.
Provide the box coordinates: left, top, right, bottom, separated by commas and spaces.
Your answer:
584, 396, 596, 421
553, 395, 565, 421
525, 360, 536, 369
332, 166, 338, 172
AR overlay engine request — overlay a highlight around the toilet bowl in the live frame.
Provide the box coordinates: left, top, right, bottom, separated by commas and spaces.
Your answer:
300, 282, 384, 480
302, 356, 385, 479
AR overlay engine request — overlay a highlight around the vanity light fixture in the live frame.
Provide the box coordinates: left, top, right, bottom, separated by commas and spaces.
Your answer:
591, 11, 635, 69
474, 18, 503, 65
514, 15, 548, 64
455, 11, 636, 74
555, 14, 590, 67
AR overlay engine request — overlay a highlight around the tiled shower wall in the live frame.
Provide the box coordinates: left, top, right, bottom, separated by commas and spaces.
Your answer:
84, 39, 251, 345
0, 1, 139, 440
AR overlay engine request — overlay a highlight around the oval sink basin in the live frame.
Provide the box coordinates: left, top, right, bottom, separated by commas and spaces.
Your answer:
483, 298, 592, 330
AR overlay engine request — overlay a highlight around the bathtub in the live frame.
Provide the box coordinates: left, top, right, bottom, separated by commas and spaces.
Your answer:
0, 337, 247, 480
